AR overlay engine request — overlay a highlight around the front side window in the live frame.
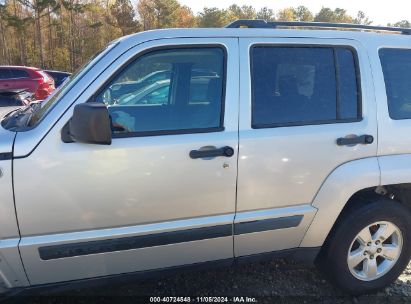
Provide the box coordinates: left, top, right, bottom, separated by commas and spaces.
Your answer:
379, 48, 411, 120
96, 47, 225, 136
251, 46, 361, 128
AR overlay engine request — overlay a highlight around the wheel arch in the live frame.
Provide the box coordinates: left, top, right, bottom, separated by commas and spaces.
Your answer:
301, 154, 411, 248
300, 157, 381, 247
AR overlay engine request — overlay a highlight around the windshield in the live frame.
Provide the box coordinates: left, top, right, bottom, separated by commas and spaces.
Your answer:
26, 42, 118, 127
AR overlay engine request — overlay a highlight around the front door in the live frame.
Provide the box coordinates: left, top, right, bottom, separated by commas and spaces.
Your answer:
15, 38, 239, 285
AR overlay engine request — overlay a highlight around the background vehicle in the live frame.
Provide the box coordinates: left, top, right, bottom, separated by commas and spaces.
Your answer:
109, 76, 220, 105
109, 69, 218, 101
1, 21, 411, 297
0, 89, 32, 117
0, 66, 55, 100
44, 70, 71, 88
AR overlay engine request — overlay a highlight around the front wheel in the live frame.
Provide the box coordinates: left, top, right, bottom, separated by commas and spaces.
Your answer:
319, 198, 411, 295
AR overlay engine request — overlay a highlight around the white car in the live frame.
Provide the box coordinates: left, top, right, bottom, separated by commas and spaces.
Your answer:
1, 20, 411, 296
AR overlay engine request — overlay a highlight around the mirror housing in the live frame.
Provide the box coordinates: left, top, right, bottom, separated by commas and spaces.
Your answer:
68, 102, 112, 145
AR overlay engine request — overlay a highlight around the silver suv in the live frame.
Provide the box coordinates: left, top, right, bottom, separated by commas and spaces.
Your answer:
1, 20, 411, 296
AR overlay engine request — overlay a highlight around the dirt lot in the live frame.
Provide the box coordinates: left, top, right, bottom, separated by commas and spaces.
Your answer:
4, 258, 411, 304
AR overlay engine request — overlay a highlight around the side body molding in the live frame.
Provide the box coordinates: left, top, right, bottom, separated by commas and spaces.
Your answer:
300, 157, 380, 247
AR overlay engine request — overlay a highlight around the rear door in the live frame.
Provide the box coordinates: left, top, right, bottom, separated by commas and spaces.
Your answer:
235, 37, 377, 256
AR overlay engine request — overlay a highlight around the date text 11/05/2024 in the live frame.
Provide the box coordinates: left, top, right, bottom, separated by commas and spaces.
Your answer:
149, 297, 258, 303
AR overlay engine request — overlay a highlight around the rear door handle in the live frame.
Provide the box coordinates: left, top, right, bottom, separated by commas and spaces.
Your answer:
190, 146, 235, 159
336, 135, 374, 146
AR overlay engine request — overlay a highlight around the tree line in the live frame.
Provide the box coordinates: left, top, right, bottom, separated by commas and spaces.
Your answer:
0, 0, 409, 72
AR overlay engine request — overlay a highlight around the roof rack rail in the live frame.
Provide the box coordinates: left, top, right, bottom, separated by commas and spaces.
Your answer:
225, 19, 411, 35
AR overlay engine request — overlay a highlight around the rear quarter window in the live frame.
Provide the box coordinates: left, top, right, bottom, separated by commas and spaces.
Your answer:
10, 69, 29, 78
379, 48, 411, 120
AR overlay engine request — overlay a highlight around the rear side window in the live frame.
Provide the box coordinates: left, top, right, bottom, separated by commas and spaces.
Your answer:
379, 48, 411, 120
96, 47, 225, 136
251, 46, 361, 128
10, 69, 29, 78
0, 69, 12, 79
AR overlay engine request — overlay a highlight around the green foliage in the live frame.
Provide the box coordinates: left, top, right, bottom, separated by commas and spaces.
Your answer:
274, 6, 313, 22
52, 46, 70, 70
389, 20, 411, 28
314, 7, 353, 23
227, 4, 256, 21
353, 11, 372, 25
277, 8, 296, 21
294, 6, 314, 22
137, 0, 194, 30
256, 7, 275, 21
197, 7, 230, 28
110, 0, 139, 35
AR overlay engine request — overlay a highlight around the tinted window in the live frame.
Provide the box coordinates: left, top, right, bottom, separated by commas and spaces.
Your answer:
251, 46, 361, 128
96, 48, 225, 135
10, 69, 29, 78
0, 69, 12, 80
0, 96, 22, 107
379, 48, 411, 120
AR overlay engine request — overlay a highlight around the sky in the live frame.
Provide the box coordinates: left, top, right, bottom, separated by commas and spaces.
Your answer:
179, 0, 410, 25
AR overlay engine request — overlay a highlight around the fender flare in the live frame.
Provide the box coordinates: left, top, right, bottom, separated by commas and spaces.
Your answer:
300, 157, 380, 247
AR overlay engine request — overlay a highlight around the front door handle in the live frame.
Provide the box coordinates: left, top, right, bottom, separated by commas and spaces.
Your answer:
190, 146, 235, 159
336, 134, 374, 146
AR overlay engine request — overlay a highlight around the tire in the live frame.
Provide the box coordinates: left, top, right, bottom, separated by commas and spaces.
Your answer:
318, 198, 411, 295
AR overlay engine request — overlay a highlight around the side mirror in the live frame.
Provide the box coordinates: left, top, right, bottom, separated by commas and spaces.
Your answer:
66, 102, 112, 145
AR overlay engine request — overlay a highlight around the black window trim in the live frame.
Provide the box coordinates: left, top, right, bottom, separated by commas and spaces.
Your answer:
250, 43, 363, 129
378, 47, 411, 121
333, 48, 341, 120
91, 44, 228, 139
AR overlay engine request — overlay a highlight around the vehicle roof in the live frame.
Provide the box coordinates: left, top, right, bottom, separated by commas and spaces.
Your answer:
117, 28, 411, 48
0, 65, 40, 70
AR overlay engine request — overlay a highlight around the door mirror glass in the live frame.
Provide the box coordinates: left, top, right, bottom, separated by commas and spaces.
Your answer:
68, 102, 112, 145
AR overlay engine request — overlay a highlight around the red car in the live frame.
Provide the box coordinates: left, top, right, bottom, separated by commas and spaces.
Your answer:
0, 66, 55, 100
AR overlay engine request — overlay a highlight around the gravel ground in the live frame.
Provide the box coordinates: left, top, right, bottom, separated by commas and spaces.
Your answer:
4, 258, 411, 304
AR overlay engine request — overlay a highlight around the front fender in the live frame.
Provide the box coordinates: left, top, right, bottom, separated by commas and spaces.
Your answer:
300, 157, 380, 247
0, 126, 29, 289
